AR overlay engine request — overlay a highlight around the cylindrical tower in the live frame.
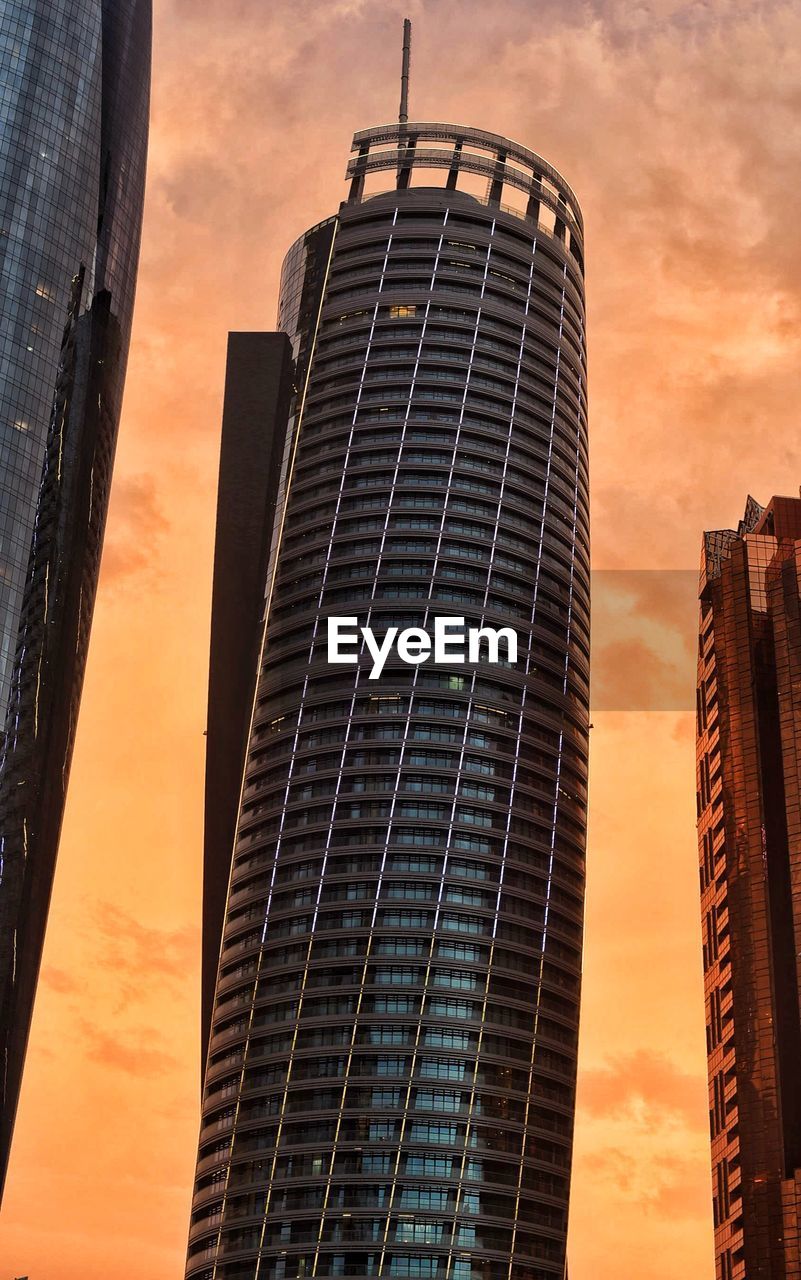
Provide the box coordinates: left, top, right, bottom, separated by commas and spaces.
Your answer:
189, 123, 589, 1280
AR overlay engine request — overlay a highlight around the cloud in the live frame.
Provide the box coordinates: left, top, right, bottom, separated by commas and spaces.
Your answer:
575, 1051, 711, 1226
40, 966, 80, 996
590, 569, 697, 709
578, 1048, 706, 1130
92, 902, 199, 991
593, 637, 692, 711
79, 1019, 178, 1078
16, 2, 801, 1277
100, 473, 170, 589
582, 1145, 711, 1220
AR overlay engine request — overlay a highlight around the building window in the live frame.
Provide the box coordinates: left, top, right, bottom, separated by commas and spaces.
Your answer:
390, 304, 418, 319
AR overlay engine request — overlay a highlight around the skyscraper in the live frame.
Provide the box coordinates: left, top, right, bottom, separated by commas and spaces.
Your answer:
0, 0, 151, 1195
697, 495, 801, 1279
188, 105, 589, 1280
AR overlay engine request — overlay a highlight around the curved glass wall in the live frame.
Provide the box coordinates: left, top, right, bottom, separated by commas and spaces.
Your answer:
0, 0, 103, 708
188, 154, 589, 1280
0, 0, 151, 1193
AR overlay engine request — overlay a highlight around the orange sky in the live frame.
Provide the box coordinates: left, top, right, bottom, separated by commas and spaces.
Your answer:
2, 1, 801, 1275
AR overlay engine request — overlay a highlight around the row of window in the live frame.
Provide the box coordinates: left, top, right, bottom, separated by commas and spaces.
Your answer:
304, 358, 584, 430
313, 313, 582, 394
193, 1250, 563, 1280
192, 1218, 557, 1259
317, 311, 583, 386
207, 1027, 578, 1100
311, 352, 577, 414
248, 712, 582, 773
327, 234, 580, 305
281, 489, 585, 556
281, 511, 587, 582
206, 1056, 535, 1102
332, 225, 579, 281
193, 1182, 564, 1229
251, 696, 586, 770
258, 665, 575, 724
320, 281, 582, 359
294, 422, 588, 493
312, 331, 580, 409
246, 745, 572, 795
335, 204, 582, 285
217, 1085, 555, 1132
314, 309, 582, 394
294, 408, 586, 494
283, 479, 587, 556
198, 1114, 572, 1171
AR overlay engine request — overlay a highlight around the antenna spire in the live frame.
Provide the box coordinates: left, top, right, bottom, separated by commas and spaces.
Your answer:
399, 18, 412, 124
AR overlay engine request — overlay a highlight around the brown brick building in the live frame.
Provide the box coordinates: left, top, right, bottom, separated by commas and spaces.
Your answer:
697, 495, 801, 1279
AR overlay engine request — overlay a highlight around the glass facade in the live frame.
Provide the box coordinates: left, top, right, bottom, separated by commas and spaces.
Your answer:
697, 495, 801, 1280
0, 0, 102, 710
0, 0, 151, 1195
189, 125, 589, 1280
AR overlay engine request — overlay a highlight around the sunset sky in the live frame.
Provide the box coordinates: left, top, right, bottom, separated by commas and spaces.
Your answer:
2, 1, 801, 1276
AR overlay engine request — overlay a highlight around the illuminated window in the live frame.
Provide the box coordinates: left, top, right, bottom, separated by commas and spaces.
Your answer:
390, 304, 417, 319
337, 308, 370, 324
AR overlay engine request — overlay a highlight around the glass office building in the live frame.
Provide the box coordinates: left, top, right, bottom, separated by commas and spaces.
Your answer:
697, 495, 801, 1280
189, 123, 589, 1280
0, 0, 151, 1195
